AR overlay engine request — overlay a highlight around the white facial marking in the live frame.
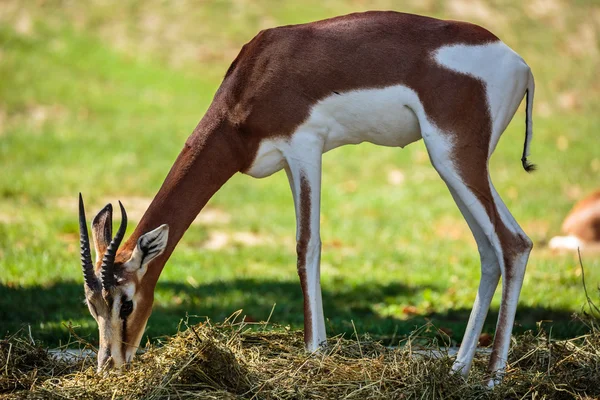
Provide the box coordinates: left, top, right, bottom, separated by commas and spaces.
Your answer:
122, 282, 136, 301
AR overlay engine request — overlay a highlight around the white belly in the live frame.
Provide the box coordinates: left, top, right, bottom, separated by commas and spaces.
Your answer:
245, 85, 423, 178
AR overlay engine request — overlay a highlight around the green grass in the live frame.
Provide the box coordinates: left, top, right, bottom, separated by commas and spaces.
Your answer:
1, 0, 599, 348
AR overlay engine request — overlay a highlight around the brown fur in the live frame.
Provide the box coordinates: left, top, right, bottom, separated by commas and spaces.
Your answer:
119, 10, 508, 292
92, 11, 532, 374
222, 11, 528, 277
297, 173, 313, 344
562, 191, 600, 242
223, 12, 497, 157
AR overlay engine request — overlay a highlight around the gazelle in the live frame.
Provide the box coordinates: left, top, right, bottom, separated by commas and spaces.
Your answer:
78, 11, 535, 385
549, 191, 600, 251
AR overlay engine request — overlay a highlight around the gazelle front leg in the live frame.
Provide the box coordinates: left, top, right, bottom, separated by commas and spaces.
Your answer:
284, 139, 327, 352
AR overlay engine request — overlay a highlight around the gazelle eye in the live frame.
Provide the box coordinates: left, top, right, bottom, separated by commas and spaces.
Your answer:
120, 299, 133, 319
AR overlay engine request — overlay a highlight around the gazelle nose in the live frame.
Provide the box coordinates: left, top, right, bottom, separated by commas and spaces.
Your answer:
97, 344, 130, 373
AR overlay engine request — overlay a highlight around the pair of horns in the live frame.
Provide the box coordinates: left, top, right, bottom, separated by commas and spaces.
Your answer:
79, 193, 127, 293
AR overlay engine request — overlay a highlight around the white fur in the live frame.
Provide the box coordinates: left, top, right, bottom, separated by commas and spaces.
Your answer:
245, 42, 532, 385
434, 42, 530, 155
246, 87, 426, 351
245, 86, 423, 178
549, 235, 583, 250
125, 224, 169, 275
283, 134, 327, 350
435, 42, 533, 385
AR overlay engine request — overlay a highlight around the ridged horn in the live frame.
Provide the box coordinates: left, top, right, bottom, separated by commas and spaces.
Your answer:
100, 201, 127, 293
79, 193, 99, 291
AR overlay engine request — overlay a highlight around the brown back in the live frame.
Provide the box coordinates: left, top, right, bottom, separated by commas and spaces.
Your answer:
217, 11, 498, 171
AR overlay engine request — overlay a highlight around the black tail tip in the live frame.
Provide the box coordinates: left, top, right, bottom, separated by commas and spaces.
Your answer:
522, 158, 537, 173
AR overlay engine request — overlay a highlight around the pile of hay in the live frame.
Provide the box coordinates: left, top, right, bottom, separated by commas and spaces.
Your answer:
2, 318, 599, 399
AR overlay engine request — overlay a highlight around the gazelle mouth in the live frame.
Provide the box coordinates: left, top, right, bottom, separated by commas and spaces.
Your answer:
97, 356, 115, 373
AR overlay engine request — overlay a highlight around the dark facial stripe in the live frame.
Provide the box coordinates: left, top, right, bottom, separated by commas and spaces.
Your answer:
104, 346, 110, 365
120, 300, 133, 319
105, 295, 114, 309
121, 318, 128, 359
89, 302, 99, 318
120, 299, 133, 360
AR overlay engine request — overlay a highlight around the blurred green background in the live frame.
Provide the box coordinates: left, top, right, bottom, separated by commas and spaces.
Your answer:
1, 0, 599, 347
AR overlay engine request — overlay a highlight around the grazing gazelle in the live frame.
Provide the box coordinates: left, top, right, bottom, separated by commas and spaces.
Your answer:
78, 11, 535, 385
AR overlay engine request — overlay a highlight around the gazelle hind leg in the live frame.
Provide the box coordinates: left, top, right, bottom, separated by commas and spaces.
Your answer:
421, 131, 532, 385
447, 186, 501, 376
486, 185, 532, 386
284, 137, 327, 351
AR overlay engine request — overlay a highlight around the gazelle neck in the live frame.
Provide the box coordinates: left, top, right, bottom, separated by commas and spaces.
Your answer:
119, 108, 248, 285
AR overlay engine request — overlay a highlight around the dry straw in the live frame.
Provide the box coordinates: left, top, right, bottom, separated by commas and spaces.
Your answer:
2, 316, 599, 399
2, 254, 599, 399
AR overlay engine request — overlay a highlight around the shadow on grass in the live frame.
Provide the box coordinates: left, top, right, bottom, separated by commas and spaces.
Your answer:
0, 279, 587, 347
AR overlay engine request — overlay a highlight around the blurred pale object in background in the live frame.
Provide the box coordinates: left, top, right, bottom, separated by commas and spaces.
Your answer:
550, 191, 600, 252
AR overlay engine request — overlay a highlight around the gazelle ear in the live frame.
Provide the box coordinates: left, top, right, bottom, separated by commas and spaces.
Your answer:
126, 225, 169, 272
91, 204, 113, 263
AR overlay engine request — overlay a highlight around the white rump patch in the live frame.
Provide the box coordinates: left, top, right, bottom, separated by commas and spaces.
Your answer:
434, 41, 531, 154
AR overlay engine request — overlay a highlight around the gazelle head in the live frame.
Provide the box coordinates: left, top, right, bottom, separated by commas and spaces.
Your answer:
78, 194, 168, 371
